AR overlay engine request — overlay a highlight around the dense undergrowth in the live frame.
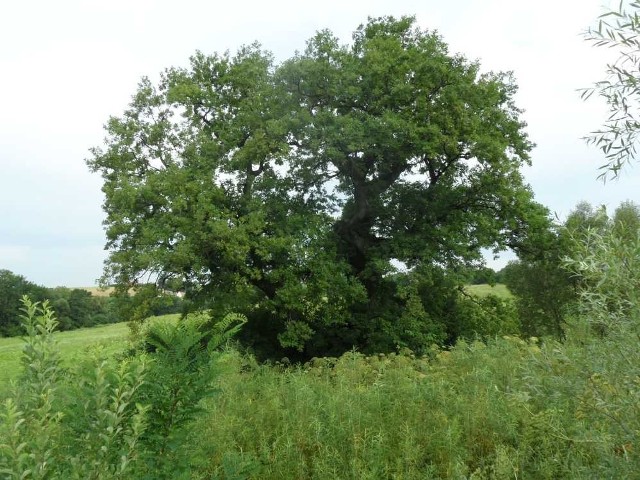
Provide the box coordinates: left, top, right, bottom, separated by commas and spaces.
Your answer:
190, 331, 638, 479
2, 296, 639, 478
2, 217, 639, 478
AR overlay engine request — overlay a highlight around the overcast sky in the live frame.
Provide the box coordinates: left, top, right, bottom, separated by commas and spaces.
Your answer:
1, 0, 636, 287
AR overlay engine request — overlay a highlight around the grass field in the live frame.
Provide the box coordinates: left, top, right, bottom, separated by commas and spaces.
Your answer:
0, 314, 181, 390
0, 322, 130, 389
464, 283, 512, 299
80, 286, 116, 296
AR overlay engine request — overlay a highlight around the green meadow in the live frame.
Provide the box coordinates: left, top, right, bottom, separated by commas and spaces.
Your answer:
0, 321, 129, 389
0, 315, 181, 389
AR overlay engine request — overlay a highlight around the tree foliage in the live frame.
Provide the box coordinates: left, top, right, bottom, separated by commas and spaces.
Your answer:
504, 200, 640, 338
0, 270, 48, 336
0, 270, 183, 337
89, 16, 548, 358
582, 1, 640, 179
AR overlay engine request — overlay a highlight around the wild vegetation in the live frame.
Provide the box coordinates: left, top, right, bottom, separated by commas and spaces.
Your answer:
2, 216, 640, 478
2, 3, 640, 478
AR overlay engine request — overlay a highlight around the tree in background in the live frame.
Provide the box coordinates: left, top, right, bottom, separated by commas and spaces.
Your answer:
566, 201, 640, 335
89, 17, 548, 358
466, 265, 497, 285
612, 199, 640, 240
0, 272, 135, 336
0, 270, 48, 336
504, 200, 640, 338
48, 287, 123, 330
583, 1, 640, 179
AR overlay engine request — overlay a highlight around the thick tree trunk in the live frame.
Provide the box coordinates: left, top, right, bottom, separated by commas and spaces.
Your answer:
333, 182, 381, 298
333, 155, 406, 294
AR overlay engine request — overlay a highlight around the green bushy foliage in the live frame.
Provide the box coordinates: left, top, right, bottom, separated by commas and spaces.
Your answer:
504, 200, 640, 338
466, 266, 498, 285
184, 340, 543, 478
132, 311, 246, 478
184, 331, 639, 479
0, 298, 148, 479
0, 298, 242, 479
453, 293, 520, 340
62, 354, 149, 479
109, 284, 185, 337
4, 203, 640, 479
186, 218, 640, 477
0, 270, 49, 336
0, 270, 131, 337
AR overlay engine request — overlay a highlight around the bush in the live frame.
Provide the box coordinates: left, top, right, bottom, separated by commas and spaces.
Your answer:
0, 297, 242, 479
132, 311, 246, 477
0, 297, 148, 479
187, 331, 639, 478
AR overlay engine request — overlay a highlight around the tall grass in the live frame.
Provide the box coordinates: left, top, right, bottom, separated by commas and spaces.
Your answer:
185, 333, 638, 479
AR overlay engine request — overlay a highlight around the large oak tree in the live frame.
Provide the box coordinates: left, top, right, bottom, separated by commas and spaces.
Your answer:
89, 17, 548, 358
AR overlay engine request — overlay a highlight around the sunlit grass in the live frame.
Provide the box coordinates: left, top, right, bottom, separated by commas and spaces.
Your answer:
0, 313, 182, 391
78, 286, 116, 296
0, 322, 130, 389
465, 283, 512, 299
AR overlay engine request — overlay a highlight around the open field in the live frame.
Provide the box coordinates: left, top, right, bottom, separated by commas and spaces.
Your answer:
79, 286, 116, 296
0, 322, 129, 389
465, 283, 512, 299
0, 314, 180, 389
79, 286, 141, 296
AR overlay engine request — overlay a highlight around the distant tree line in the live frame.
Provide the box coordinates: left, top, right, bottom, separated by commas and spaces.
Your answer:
0, 270, 183, 336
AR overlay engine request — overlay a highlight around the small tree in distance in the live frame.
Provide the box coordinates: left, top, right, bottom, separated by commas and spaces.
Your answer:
504, 200, 640, 338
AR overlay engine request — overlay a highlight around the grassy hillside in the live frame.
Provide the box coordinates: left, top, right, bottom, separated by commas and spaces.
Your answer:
80, 286, 116, 296
0, 321, 129, 389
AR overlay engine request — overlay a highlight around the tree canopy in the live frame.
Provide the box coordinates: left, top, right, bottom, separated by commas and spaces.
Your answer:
89, 16, 548, 358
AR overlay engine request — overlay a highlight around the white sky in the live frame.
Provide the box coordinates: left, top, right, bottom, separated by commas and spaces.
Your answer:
1, 0, 637, 287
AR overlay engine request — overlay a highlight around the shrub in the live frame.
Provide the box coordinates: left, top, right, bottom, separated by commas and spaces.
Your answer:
133, 311, 246, 477
0, 298, 243, 479
0, 297, 148, 479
